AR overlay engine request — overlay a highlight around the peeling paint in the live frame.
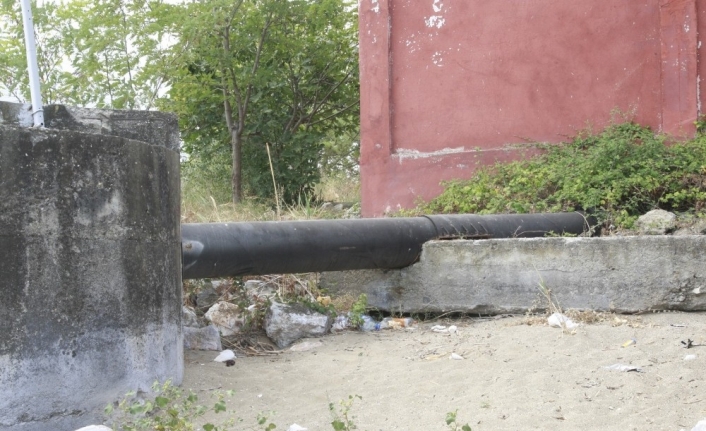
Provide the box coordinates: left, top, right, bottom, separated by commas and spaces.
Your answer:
425, 15, 445, 28
371, 0, 380, 14
394, 147, 465, 161
698, 74, 702, 115
433, 0, 443, 13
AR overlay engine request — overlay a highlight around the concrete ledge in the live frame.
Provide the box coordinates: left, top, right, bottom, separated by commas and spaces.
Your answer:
320, 236, 706, 314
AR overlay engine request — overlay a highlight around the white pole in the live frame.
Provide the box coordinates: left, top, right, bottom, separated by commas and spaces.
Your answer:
19, 0, 44, 127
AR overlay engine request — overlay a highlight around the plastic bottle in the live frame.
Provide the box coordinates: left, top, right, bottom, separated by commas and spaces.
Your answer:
360, 315, 380, 331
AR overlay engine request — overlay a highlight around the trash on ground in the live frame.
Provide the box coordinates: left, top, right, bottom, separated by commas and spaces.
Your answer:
287, 424, 308, 431
684, 354, 697, 361
214, 349, 236, 366
361, 315, 379, 331
379, 317, 414, 329
670, 323, 687, 328
547, 312, 579, 329
449, 353, 464, 360
621, 338, 637, 348
360, 315, 416, 331
431, 325, 450, 333
448, 325, 458, 334
682, 339, 695, 349
689, 418, 706, 431
603, 363, 643, 373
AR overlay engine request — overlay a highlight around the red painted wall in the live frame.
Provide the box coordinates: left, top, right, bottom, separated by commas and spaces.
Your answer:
360, 0, 704, 217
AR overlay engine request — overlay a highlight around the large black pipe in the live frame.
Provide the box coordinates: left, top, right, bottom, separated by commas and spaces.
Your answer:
182, 212, 593, 279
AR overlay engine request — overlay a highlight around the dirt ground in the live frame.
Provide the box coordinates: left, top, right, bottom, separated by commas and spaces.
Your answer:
183, 312, 706, 431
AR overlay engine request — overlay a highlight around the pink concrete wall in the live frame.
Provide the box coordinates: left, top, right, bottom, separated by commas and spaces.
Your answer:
360, 0, 704, 217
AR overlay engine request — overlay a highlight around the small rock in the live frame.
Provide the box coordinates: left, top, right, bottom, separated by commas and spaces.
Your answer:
196, 283, 220, 308
673, 219, 706, 236
183, 325, 223, 351
205, 301, 246, 336
264, 302, 332, 348
182, 305, 203, 328
635, 209, 677, 235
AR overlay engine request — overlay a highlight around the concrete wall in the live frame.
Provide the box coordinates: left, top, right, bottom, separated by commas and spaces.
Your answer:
359, 0, 706, 216
0, 102, 182, 430
321, 236, 706, 314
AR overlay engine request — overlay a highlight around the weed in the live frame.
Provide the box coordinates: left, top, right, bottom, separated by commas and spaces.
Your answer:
329, 394, 362, 431
104, 380, 239, 431
417, 122, 706, 228
348, 294, 368, 328
445, 410, 472, 431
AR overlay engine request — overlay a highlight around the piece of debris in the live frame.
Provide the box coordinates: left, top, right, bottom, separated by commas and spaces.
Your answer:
684, 354, 697, 361
287, 424, 308, 431
449, 353, 464, 360
547, 312, 579, 329
682, 339, 695, 349
214, 349, 237, 367
621, 338, 637, 348
603, 363, 643, 373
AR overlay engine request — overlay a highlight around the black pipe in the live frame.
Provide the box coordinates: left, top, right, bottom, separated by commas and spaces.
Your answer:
182, 212, 593, 279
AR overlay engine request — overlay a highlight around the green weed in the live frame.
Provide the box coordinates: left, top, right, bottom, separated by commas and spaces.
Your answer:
418, 122, 706, 228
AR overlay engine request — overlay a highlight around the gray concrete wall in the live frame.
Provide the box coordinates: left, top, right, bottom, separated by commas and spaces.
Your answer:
321, 236, 706, 314
0, 102, 182, 430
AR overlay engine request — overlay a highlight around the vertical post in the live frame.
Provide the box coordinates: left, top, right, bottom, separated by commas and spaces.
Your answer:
19, 0, 44, 127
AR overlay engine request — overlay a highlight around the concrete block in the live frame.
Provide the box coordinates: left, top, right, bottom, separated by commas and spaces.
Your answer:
320, 236, 706, 314
0, 119, 181, 430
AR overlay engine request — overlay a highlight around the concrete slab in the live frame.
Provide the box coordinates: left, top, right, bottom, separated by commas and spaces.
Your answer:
320, 236, 706, 314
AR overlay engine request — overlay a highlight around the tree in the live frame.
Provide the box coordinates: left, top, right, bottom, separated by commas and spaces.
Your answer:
1, 0, 179, 108
166, 0, 359, 203
1, 0, 360, 204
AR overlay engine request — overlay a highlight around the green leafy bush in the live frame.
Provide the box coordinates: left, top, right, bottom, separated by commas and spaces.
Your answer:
420, 122, 706, 228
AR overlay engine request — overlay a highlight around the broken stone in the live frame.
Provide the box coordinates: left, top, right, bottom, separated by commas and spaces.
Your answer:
635, 209, 676, 235
673, 219, 706, 236
264, 302, 332, 348
205, 301, 246, 336
182, 305, 203, 328
183, 325, 223, 351
196, 283, 220, 309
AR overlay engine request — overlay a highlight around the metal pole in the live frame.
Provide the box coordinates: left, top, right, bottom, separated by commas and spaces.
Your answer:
19, 0, 44, 127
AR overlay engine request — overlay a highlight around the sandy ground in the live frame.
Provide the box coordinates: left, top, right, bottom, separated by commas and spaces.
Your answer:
183, 312, 706, 431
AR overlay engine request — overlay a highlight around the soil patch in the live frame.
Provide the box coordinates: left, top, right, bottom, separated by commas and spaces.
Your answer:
183, 312, 706, 430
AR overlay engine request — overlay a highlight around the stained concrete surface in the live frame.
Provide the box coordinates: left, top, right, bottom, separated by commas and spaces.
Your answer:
0, 102, 182, 430
321, 236, 706, 314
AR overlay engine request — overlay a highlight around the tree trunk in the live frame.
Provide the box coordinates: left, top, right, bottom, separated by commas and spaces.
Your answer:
231, 130, 243, 203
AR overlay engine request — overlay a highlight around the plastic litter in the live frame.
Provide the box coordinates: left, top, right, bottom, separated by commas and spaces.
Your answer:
690, 418, 706, 431
361, 315, 380, 331
547, 313, 578, 329
449, 353, 464, 360
214, 349, 236, 367
431, 325, 449, 333
603, 363, 643, 373
621, 338, 637, 348
287, 424, 308, 431
379, 317, 414, 329
684, 354, 697, 361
